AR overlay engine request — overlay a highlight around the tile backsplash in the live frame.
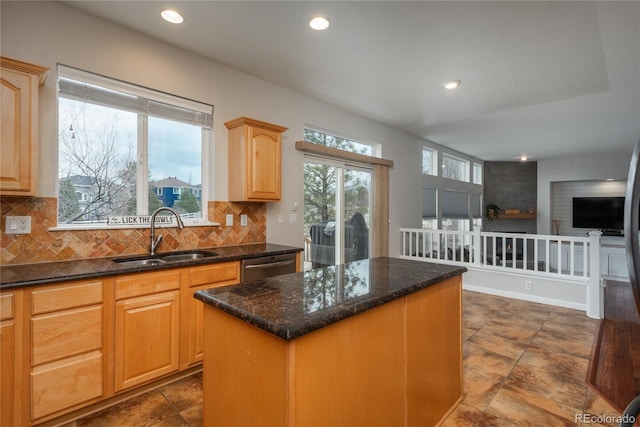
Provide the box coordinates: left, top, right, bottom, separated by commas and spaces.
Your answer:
1, 197, 266, 265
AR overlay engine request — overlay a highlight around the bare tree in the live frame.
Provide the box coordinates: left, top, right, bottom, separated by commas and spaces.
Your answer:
58, 102, 136, 223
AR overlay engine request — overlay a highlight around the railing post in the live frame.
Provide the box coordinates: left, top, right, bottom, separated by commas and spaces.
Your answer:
473, 228, 482, 266
587, 230, 603, 318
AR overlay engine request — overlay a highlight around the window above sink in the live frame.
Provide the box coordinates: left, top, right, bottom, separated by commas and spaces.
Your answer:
56, 65, 214, 229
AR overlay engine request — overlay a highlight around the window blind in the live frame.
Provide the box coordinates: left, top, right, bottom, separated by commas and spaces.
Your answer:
471, 193, 482, 218
422, 187, 437, 219
441, 189, 469, 219
58, 65, 213, 129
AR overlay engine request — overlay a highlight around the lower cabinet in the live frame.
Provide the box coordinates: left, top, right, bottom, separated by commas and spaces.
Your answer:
28, 280, 105, 423
549, 240, 629, 279
114, 271, 181, 392
1, 291, 18, 426
601, 244, 629, 279
185, 262, 240, 365
5, 259, 244, 425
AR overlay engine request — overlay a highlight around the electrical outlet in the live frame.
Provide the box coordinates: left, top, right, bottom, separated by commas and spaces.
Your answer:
524, 280, 533, 291
240, 214, 248, 226
5, 216, 31, 234
226, 214, 233, 227
288, 213, 297, 224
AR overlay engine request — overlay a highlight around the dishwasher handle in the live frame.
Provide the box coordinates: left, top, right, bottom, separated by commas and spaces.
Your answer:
243, 259, 296, 270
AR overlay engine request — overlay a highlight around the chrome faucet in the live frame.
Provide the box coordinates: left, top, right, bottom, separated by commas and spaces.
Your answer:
150, 207, 184, 256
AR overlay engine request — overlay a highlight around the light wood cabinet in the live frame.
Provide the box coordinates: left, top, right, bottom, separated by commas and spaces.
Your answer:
4, 258, 251, 425
225, 117, 287, 201
114, 270, 181, 392
183, 262, 240, 365
28, 280, 105, 422
201, 275, 462, 426
0, 57, 48, 196
1, 292, 19, 426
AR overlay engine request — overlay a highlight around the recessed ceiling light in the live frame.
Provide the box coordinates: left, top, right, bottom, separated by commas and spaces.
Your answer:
161, 9, 184, 24
309, 16, 330, 31
443, 80, 461, 90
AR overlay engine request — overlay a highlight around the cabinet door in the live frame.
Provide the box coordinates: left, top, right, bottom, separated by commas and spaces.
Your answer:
549, 246, 569, 272
186, 262, 239, 365
187, 286, 207, 364
609, 254, 629, 278
0, 67, 37, 194
0, 320, 14, 426
246, 126, 281, 200
115, 291, 180, 392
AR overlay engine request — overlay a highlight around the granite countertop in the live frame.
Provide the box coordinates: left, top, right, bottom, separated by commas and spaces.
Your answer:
0, 243, 303, 289
194, 257, 466, 341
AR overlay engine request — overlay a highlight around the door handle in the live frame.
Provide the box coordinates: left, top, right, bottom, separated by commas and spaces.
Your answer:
244, 260, 295, 269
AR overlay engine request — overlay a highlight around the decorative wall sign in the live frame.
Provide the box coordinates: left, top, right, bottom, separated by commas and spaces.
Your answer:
107, 216, 177, 226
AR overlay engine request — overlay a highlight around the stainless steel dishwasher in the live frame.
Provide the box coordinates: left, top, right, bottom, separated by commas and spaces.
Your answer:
241, 253, 297, 282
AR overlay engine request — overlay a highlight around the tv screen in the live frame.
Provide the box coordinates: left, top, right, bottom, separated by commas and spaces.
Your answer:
572, 197, 625, 232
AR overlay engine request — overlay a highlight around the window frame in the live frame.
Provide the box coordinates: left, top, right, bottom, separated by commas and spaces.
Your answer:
442, 153, 470, 182
303, 126, 376, 157
472, 162, 483, 185
422, 147, 438, 176
56, 65, 214, 229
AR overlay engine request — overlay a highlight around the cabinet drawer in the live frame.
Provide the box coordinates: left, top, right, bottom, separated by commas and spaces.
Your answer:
189, 262, 239, 287
31, 281, 102, 315
31, 351, 103, 420
116, 270, 180, 300
0, 293, 14, 320
32, 305, 102, 366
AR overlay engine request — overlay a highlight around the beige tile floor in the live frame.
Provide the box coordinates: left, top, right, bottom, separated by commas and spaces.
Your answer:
67, 290, 621, 427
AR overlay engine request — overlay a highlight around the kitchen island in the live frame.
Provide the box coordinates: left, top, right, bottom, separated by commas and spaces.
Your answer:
194, 257, 466, 426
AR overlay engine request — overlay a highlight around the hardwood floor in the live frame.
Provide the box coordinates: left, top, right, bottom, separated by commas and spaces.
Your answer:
587, 280, 640, 416
65, 289, 622, 427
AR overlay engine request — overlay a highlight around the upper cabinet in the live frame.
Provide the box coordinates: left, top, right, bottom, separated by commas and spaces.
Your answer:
225, 117, 288, 202
0, 57, 48, 196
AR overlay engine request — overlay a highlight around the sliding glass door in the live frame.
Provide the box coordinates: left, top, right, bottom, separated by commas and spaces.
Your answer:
304, 158, 372, 270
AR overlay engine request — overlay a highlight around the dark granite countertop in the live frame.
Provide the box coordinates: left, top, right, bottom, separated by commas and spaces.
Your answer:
194, 257, 466, 341
0, 243, 303, 289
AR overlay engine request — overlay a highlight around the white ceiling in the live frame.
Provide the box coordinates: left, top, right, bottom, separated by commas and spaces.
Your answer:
61, 1, 640, 161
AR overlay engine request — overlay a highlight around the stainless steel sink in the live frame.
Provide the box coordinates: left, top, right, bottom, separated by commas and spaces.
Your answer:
159, 251, 219, 262
113, 250, 219, 266
113, 257, 167, 267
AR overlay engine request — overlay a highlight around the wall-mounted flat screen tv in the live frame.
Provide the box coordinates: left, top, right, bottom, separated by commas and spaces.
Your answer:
572, 196, 625, 232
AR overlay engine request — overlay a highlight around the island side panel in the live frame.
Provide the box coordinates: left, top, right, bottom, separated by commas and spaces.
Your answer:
292, 297, 406, 426
406, 275, 463, 425
202, 308, 288, 427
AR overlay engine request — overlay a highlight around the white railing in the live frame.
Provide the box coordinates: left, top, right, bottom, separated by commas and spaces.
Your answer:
400, 228, 601, 280
400, 228, 604, 317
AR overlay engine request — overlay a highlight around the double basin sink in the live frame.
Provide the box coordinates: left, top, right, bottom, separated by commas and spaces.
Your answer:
113, 250, 219, 267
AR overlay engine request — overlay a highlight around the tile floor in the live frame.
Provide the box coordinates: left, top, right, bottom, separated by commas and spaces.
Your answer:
66, 290, 622, 427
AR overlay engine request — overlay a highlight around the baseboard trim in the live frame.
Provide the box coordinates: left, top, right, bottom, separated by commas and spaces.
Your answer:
463, 283, 587, 312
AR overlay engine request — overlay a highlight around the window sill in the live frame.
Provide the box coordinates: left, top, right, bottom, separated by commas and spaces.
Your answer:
49, 221, 221, 232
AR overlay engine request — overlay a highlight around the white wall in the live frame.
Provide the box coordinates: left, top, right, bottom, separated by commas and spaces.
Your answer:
552, 179, 626, 236
537, 152, 632, 235
1, 1, 456, 256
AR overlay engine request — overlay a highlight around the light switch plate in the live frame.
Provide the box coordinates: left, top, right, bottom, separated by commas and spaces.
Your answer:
226, 214, 233, 227
240, 214, 248, 226
5, 216, 31, 234
288, 213, 297, 224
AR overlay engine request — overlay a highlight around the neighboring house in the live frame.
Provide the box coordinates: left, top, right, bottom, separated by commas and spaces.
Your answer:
151, 176, 201, 208
58, 175, 97, 220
